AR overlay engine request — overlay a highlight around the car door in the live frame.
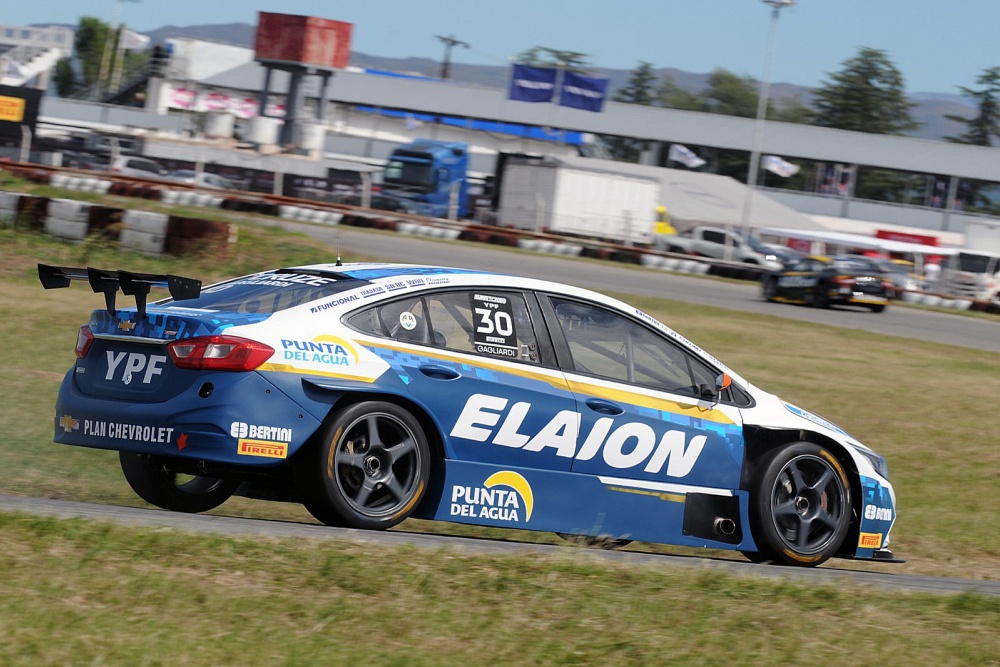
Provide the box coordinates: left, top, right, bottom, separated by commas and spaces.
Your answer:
539, 294, 745, 491
347, 288, 579, 472
777, 258, 819, 302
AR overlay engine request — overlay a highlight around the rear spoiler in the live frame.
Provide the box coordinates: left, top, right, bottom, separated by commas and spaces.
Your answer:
38, 264, 201, 319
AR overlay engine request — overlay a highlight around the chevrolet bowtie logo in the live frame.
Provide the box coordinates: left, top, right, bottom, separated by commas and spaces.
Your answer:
59, 414, 79, 432
118, 320, 137, 331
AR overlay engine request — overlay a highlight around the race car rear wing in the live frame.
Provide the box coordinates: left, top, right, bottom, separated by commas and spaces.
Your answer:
38, 264, 202, 319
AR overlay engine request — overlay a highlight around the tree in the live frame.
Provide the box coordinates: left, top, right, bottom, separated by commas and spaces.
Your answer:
53, 17, 112, 98
771, 95, 814, 124
514, 47, 592, 74
53, 58, 78, 97
74, 17, 114, 91
703, 68, 762, 118
614, 61, 657, 106
812, 47, 919, 134
656, 73, 708, 112
945, 66, 1000, 147
607, 61, 659, 161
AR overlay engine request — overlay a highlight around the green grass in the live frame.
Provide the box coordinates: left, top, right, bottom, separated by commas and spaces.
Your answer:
2, 222, 999, 664
1, 514, 998, 667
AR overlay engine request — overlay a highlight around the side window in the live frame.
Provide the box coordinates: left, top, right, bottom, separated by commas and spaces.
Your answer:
703, 230, 725, 245
550, 298, 718, 398
347, 291, 540, 363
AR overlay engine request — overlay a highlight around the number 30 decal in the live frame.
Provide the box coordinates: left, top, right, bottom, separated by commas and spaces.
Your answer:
474, 307, 513, 336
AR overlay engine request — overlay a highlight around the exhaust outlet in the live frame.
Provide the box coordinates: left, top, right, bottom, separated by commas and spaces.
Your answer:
714, 517, 737, 536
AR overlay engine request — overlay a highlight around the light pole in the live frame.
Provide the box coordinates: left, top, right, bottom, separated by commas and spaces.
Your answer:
436, 34, 469, 80
739, 0, 794, 241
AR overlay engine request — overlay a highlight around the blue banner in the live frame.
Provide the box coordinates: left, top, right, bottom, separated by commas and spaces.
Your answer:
558, 71, 609, 112
508, 64, 557, 103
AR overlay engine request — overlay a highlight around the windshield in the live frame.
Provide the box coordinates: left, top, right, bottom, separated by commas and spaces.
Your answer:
954, 252, 999, 273
384, 159, 436, 189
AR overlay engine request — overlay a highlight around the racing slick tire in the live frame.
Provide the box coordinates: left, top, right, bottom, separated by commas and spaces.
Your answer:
556, 533, 633, 550
748, 442, 852, 567
119, 452, 241, 513
870, 304, 886, 313
761, 277, 778, 302
309, 401, 431, 531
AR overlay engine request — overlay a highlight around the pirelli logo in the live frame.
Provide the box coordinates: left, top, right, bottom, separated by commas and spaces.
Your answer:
238, 439, 288, 459
858, 532, 883, 549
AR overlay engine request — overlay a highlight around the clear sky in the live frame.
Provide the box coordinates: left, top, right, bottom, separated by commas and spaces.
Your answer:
2, 0, 997, 95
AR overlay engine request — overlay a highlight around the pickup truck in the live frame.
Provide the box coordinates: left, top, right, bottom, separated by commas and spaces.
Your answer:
654, 226, 786, 270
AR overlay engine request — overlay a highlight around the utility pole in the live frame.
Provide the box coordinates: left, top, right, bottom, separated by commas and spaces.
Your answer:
436, 34, 469, 80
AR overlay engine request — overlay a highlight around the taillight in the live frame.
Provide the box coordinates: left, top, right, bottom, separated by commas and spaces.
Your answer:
168, 335, 274, 371
75, 325, 94, 358
833, 276, 855, 287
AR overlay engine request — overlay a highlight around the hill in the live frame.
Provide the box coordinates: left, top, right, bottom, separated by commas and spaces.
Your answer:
143, 22, 972, 142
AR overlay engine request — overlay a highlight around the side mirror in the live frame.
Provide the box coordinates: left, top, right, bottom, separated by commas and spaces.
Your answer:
698, 373, 732, 401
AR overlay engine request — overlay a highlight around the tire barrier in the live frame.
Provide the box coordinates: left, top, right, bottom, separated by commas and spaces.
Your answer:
120, 209, 170, 255
160, 189, 226, 209
277, 204, 344, 225
48, 172, 113, 195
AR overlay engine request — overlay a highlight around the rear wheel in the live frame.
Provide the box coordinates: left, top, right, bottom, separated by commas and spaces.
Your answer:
810, 284, 831, 309
870, 304, 886, 313
748, 442, 851, 567
306, 401, 430, 530
119, 452, 240, 513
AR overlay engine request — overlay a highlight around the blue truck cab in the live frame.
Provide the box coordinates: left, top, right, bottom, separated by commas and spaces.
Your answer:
381, 139, 470, 219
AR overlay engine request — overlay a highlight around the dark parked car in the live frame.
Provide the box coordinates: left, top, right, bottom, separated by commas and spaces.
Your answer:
762, 255, 895, 312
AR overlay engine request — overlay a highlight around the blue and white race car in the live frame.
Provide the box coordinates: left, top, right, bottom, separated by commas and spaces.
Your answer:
40, 262, 899, 567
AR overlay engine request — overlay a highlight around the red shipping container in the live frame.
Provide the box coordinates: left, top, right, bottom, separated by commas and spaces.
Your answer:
254, 12, 353, 69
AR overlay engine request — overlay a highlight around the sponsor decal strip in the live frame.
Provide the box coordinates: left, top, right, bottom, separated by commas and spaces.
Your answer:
597, 475, 733, 497
605, 485, 685, 504
257, 362, 379, 382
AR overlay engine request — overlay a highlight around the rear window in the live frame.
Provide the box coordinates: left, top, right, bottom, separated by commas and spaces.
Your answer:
158, 271, 365, 315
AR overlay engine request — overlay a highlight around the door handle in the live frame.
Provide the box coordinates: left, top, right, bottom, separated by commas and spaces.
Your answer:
418, 364, 461, 380
585, 398, 624, 415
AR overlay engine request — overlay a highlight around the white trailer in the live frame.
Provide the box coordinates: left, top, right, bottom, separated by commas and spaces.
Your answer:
940, 219, 1000, 302
498, 155, 660, 246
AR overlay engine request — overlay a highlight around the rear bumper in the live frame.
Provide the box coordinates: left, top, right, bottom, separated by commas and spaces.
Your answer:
53, 369, 321, 466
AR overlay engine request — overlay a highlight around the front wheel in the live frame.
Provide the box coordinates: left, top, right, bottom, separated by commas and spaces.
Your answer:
119, 452, 240, 513
307, 401, 431, 530
748, 442, 851, 567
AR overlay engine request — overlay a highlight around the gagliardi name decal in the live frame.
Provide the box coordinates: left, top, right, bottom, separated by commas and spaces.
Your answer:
450, 470, 534, 522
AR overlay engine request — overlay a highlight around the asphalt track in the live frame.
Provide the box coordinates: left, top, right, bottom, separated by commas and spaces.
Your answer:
292, 223, 1000, 354
8, 221, 999, 598
2, 495, 997, 597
